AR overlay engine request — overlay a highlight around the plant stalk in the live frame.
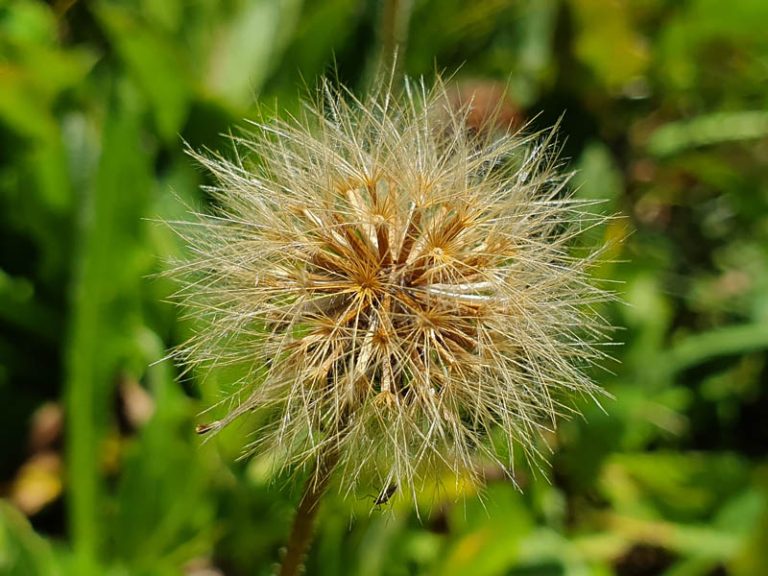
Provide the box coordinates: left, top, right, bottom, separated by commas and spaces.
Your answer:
278, 442, 342, 576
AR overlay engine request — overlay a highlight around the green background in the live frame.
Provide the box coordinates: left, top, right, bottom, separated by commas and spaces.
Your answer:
1, 0, 767, 574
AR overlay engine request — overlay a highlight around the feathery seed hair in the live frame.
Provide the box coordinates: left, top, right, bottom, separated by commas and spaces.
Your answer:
173, 76, 611, 500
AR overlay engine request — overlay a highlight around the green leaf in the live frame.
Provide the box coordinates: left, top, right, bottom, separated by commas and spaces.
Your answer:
664, 324, 768, 373
64, 92, 153, 575
568, 0, 649, 90
648, 112, 768, 157
95, 3, 191, 140
0, 502, 59, 576
435, 485, 534, 576
205, 0, 304, 107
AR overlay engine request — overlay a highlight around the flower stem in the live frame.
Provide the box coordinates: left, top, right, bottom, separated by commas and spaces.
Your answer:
278, 441, 341, 576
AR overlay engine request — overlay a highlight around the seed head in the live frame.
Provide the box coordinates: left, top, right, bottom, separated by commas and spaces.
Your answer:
173, 77, 612, 500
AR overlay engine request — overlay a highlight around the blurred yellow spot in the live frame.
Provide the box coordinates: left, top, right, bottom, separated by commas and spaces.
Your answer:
10, 452, 62, 516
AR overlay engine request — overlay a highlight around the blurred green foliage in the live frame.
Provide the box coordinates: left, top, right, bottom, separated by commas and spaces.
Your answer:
1, 0, 767, 575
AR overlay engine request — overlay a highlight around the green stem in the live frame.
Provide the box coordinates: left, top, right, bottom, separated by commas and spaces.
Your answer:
278, 443, 341, 576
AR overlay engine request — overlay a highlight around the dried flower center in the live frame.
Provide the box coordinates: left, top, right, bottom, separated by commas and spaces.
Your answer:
283, 176, 505, 409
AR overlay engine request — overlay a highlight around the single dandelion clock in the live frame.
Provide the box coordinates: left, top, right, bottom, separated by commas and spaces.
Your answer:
171, 75, 613, 576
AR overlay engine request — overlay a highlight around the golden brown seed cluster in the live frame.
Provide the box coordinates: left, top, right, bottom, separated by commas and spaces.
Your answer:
173, 78, 612, 499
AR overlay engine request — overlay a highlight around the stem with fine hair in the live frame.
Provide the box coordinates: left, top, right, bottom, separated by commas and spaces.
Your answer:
278, 440, 342, 576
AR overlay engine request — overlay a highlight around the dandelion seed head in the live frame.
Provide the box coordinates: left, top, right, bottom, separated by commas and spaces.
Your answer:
173, 76, 613, 500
